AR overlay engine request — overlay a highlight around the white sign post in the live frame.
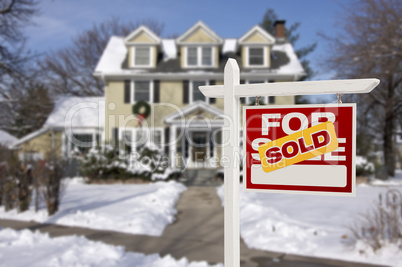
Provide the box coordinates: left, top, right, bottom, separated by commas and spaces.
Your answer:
199, 58, 379, 267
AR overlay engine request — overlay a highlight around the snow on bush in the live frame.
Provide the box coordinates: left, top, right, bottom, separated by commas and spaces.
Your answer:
0, 228, 223, 267
356, 155, 375, 176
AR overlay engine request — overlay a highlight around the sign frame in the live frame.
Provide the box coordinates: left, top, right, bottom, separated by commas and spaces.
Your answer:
243, 103, 356, 196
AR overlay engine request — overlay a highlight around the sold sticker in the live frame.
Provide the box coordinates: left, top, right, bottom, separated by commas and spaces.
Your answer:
258, 121, 338, 173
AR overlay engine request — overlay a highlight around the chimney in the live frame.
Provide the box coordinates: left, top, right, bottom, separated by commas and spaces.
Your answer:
274, 20, 286, 39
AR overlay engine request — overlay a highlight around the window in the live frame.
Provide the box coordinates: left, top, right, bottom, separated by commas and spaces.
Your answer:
192, 81, 206, 102
119, 128, 164, 154
134, 81, 150, 102
70, 134, 93, 154
133, 47, 151, 67
187, 47, 198, 66
186, 47, 214, 67
247, 47, 265, 67
202, 47, 212, 65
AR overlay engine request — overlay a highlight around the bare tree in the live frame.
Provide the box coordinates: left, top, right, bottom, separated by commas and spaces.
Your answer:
321, 0, 402, 178
40, 17, 164, 96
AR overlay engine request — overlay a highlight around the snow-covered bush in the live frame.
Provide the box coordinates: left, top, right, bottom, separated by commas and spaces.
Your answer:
79, 146, 132, 181
346, 189, 402, 252
79, 145, 180, 182
356, 156, 375, 176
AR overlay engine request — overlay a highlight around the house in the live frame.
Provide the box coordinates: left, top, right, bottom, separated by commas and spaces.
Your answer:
14, 20, 305, 169
11, 97, 104, 161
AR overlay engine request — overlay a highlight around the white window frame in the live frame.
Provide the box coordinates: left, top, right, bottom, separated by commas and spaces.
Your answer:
245, 46, 268, 68
190, 80, 210, 104
131, 80, 154, 103
184, 46, 215, 68
64, 129, 102, 157
131, 46, 153, 68
119, 127, 164, 154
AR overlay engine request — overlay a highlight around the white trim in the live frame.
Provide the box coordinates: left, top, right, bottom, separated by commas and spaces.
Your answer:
131, 46, 153, 68
164, 101, 223, 124
239, 25, 275, 45
243, 80, 274, 104
11, 128, 49, 148
184, 46, 215, 68
245, 46, 268, 68
177, 21, 223, 45
124, 25, 161, 45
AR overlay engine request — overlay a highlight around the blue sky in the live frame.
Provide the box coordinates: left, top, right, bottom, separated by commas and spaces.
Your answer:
25, 0, 348, 98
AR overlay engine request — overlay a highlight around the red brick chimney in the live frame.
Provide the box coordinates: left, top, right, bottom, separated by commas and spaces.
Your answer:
274, 20, 286, 39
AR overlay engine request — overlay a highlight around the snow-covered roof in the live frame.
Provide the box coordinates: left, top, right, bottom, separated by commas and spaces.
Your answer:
95, 36, 127, 73
164, 101, 223, 124
272, 43, 304, 74
0, 130, 18, 147
222, 39, 237, 54
161, 39, 177, 61
44, 96, 105, 129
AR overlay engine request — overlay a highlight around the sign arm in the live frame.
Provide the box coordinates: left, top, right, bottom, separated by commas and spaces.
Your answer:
199, 78, 380, 98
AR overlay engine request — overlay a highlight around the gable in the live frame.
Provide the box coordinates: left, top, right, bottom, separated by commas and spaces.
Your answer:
239, 25, 275, 45
128, 32, 158, 43
184, 107, 222, 120
182, 27, 217, 43
177, 21, 223, 44
124, 26, 161, 45
243, 32, 270, 43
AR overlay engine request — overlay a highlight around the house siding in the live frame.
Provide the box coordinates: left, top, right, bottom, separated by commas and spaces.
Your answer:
19, 130, 63, 159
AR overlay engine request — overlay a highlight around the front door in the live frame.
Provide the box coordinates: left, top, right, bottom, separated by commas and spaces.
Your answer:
191, 131, 208, 168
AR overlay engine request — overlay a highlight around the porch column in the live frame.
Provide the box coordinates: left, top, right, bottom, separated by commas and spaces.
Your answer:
169, 125, 176, 169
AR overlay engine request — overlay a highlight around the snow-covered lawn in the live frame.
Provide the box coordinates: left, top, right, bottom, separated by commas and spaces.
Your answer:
0, 179, 186, 236
0, 228, 222, 267
217, 175, 402, 266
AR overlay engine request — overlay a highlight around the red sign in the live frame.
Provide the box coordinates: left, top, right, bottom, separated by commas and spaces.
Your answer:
243, 104, 356, 196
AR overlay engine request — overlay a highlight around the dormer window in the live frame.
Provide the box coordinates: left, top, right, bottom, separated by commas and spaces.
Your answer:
132, 46, 152, 67
185, 46, 214, 67
246, 46, 267, 67
248, 47, 264, 65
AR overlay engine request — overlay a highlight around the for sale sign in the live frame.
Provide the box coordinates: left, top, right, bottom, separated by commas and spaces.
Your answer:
243, 104, 356, 196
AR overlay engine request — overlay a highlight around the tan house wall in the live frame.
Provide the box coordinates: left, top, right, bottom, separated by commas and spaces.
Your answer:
243, 32, 268, 43
128, 32, 158, 43
183, 28, 215, 43
19, 130, 63, 159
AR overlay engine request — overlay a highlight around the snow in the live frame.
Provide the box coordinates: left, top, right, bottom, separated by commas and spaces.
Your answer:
0, 129, 18, 147
95, 36, 127, 73
272, 43, 305, 74
0, 180, 186, 236
222, 39, 237, 54
217, 182, 402, 266
44, 96, 105, 129
162, 39, 177, 61
0, 228, 222, 267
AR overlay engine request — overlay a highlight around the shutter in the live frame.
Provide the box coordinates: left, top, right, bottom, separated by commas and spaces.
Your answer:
124, 80, 131, 104
164, 127, 170, 155
209, 132, 214, 157
112, 128, 119, 150
153, 80, 160, 103
209, 80, 216, 104
183, 80, 189, 104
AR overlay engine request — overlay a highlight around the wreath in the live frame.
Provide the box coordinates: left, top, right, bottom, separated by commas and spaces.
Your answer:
132, 101, 151, 125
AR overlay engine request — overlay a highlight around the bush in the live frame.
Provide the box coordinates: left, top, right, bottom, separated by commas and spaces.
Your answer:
345, 189, 402, 252
356, 156, 375, 176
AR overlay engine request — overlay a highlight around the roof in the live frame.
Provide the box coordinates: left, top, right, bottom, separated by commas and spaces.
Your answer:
177, 21, 223, 45
94, 21, 305, 79
44, 96, 105, 129
0, 130, 18, 147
